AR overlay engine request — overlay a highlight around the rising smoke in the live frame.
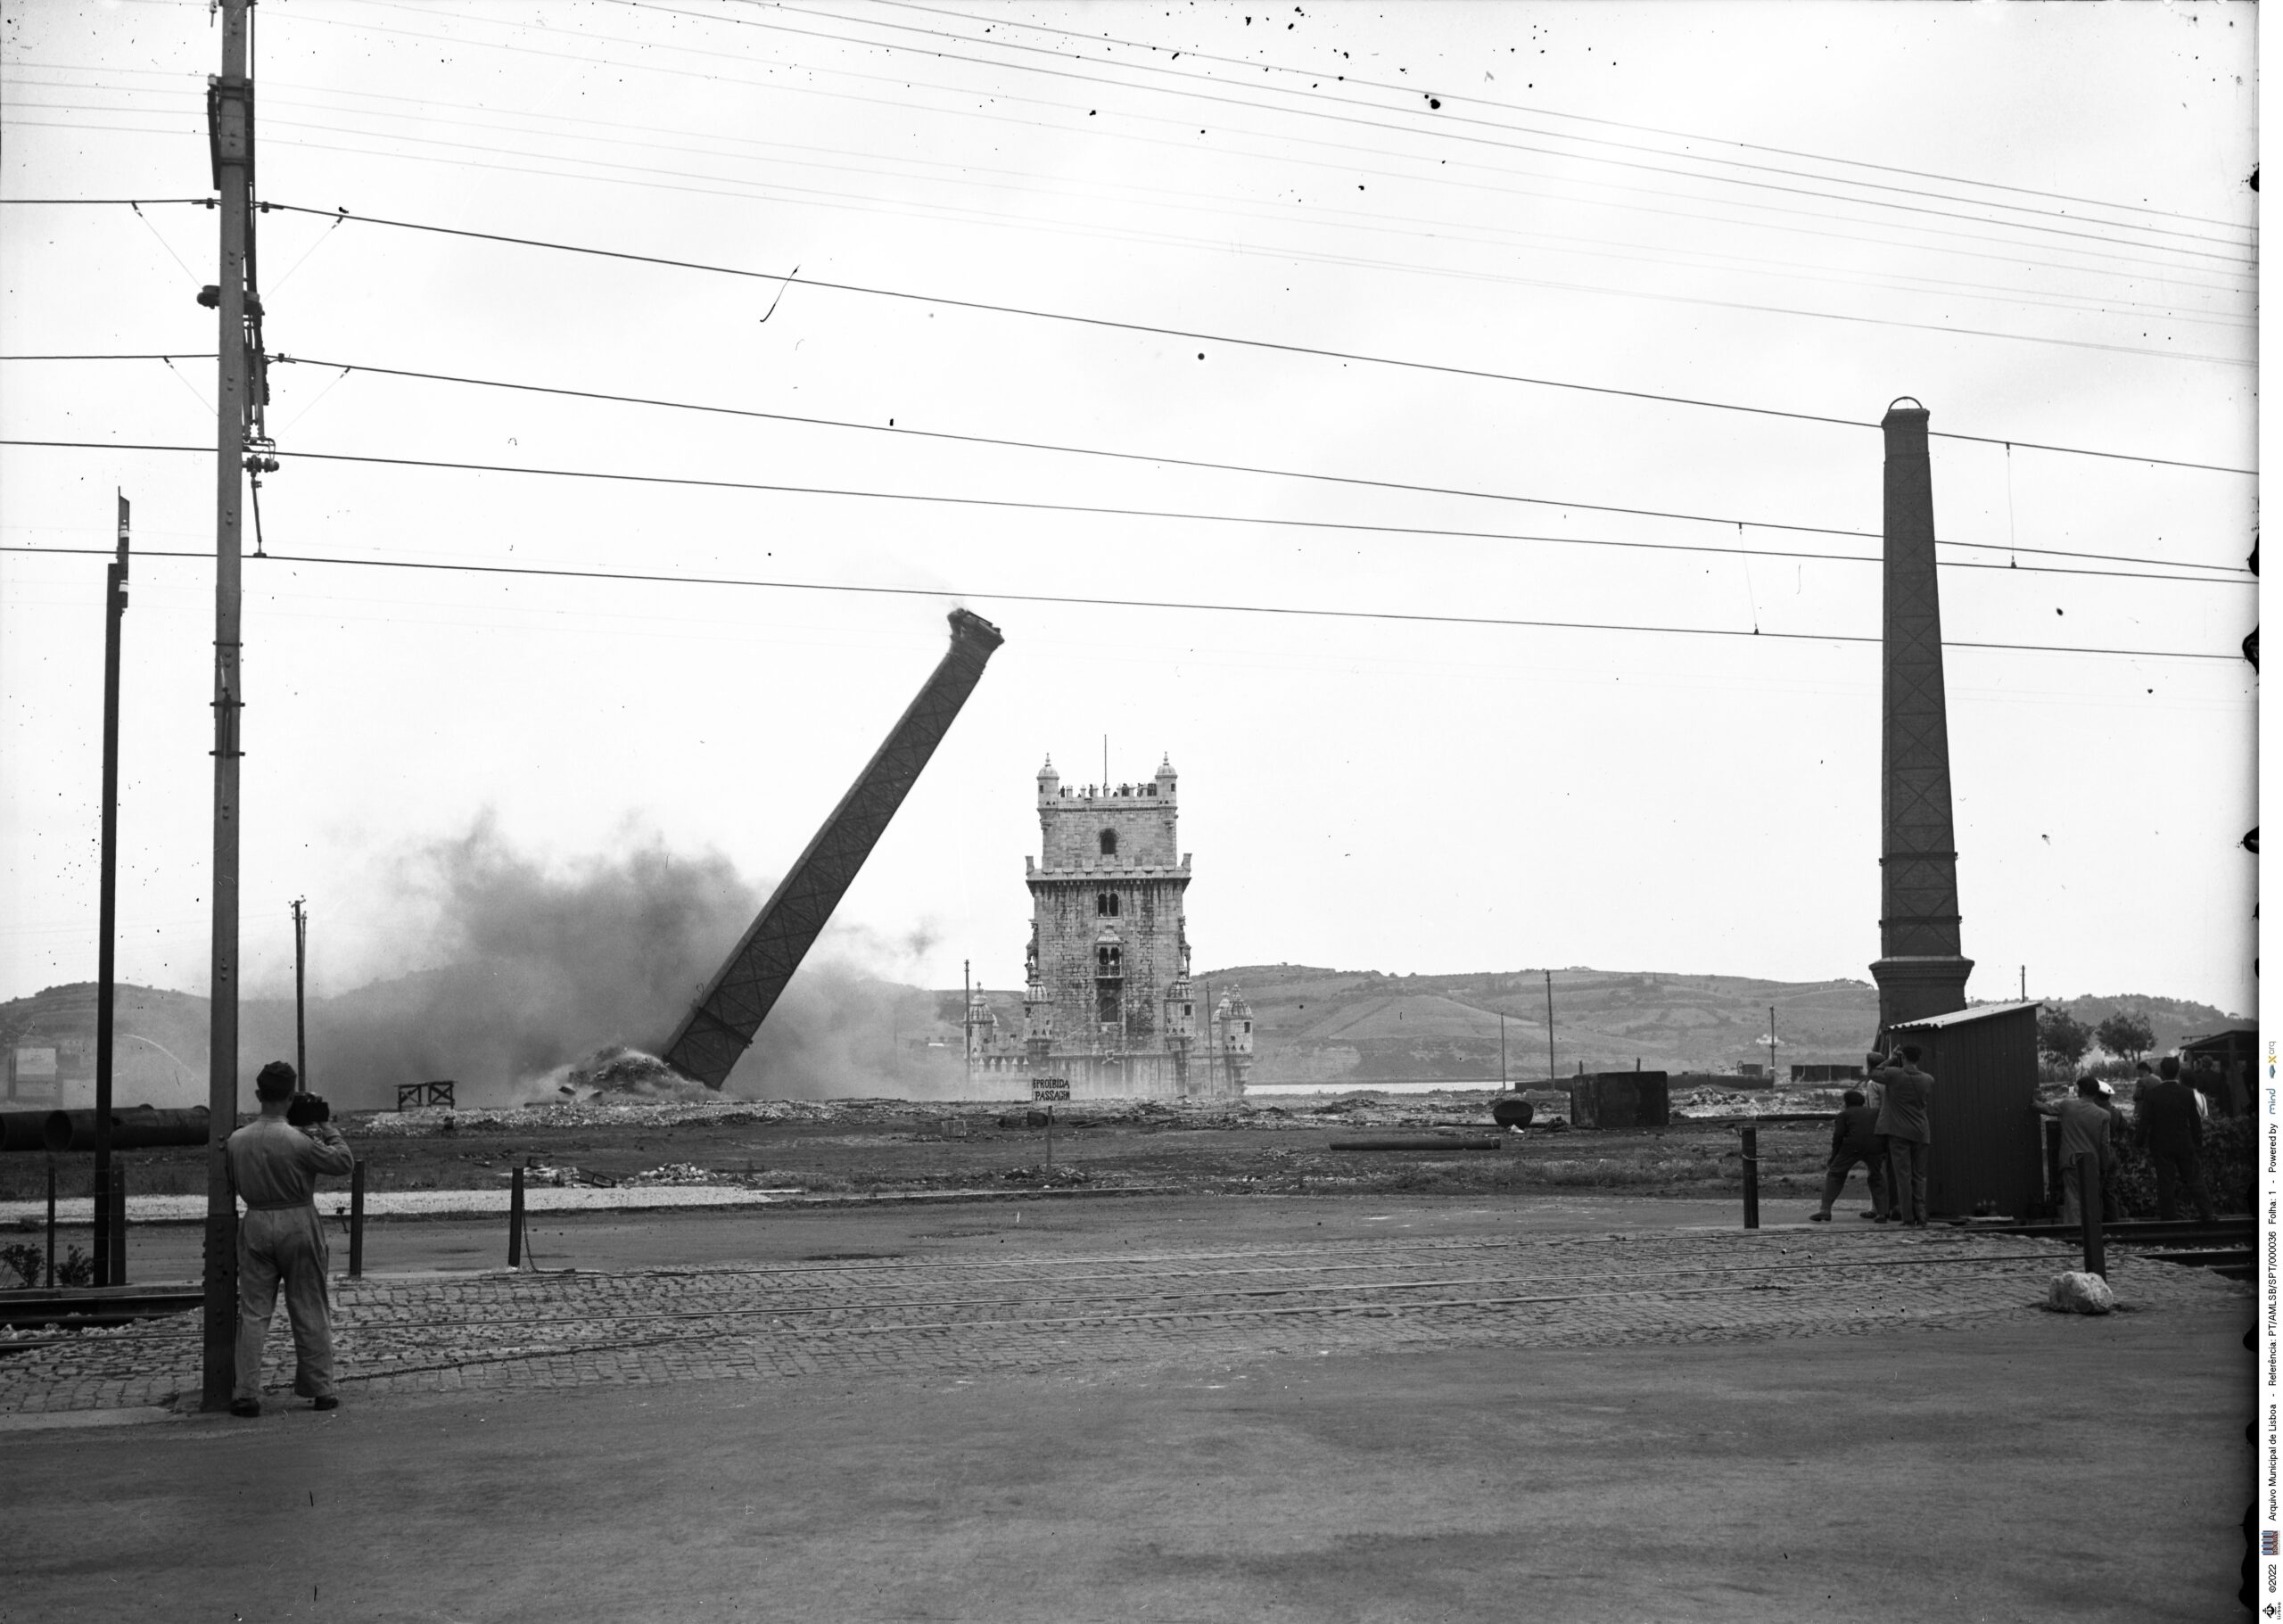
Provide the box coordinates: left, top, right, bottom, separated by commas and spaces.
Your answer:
307, 820, 966, 1108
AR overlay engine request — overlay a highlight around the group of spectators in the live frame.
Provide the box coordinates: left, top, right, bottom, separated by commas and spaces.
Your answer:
2037, 1057, 2214, 1226
1809, 1046, 2218, 1228
1809, 1044, 1933, 1227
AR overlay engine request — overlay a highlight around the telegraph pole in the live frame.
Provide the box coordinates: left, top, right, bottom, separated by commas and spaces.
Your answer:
202, 0, 254, 1411
962, 959, 973, 1095
292, 898, 308, 1092
93, 493, 130, 1287
1543, 970, 1555, 1085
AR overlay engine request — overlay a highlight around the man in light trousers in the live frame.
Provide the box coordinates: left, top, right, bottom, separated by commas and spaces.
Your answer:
227, 1060, 355, 1416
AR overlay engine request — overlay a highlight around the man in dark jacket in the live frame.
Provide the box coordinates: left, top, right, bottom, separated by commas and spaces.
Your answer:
1810, 1089, 1888, 1222
2138, 1057, 2216, 1223
1875, 1044, 1935, 1227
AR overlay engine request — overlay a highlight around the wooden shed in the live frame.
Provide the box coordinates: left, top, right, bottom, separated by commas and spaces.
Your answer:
1886, 1002, 2041, 1221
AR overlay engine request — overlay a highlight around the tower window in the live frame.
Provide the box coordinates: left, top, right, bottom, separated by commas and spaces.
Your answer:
1094, 944, 1124, 1026
1096, 892, 1120, 918
1099, 828, 1117, 856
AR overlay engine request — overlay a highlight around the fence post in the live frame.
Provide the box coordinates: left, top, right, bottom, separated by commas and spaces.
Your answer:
507, 1164, 524, 1269
45, 1156, 56, 1288
348, 1159, 365, 1280
109, 1165, 127, 1286
1741, 1124, 1760, 1230
2078, 1156, 2105, 1278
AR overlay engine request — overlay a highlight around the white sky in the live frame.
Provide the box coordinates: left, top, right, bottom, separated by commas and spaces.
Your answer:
0, 0, 2261, 1018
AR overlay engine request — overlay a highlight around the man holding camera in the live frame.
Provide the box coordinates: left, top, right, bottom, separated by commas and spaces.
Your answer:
227, 1060, 354, 1416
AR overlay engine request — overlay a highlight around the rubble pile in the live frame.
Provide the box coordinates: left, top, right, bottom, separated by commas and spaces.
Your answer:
559, 1047, 705, 1101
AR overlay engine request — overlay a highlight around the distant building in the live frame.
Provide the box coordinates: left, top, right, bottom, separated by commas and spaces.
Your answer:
974, 754, 1249, 1100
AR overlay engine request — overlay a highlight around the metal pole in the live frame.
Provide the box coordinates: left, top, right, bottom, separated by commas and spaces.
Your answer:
2078, 1156, 2105, 1278
1768, 1004, 1777, 1084
962, 959, 973, 1097
1544, 970, 1555, 1084
45, 1156, 56, 1289
292, 898, 307, 1092
1499, 1013, 1507, 1091
508, 1165, 525, 1268
348, 1159, 365, 1279
1741, 1124, 1760, 1230
94, 492, 128, 1287
202, 0, 253, 1411
1045, 1105, 1053, 1171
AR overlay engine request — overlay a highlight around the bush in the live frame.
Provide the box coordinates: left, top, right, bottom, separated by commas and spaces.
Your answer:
54, 1245, 92, 1289
0, 1241, 40, 1290
2110, 1115, 2252, 1217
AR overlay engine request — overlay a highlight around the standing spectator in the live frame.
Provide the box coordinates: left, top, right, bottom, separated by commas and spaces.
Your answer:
2139, 1058, 2217, 1223
2129, 1060, 2159, 1107
227, 1060, 355, 1416
2093, 1081, 2125, 1221
1810, 1089, 1889, 1223
1875, 1044, 1934, 1228
2037, 1078, 2114, 1226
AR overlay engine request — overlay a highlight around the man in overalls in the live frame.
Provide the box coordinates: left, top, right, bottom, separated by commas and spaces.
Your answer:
227, 1060, 355, 1416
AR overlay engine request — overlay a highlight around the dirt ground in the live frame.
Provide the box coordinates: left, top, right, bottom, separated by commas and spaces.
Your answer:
0, 1095, 1834, 1207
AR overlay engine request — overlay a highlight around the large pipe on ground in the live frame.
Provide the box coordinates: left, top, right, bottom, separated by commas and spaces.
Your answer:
660, 608, 1006, 1089
39, 1106, 212, 1154
0, 1112, 54, 1153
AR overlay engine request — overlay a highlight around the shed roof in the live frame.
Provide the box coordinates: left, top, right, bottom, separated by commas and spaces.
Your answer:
1889, 1001, 2040, 1031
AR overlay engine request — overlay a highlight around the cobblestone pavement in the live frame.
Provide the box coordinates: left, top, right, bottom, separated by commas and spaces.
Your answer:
0, 1226, 2245, 1414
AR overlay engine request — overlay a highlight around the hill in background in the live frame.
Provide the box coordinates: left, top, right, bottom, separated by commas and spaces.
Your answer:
1183, 966, 2246, 1087
2, 969, 2247, 1108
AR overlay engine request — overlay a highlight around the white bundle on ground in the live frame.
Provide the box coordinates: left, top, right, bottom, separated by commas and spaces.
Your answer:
2048, 1271, 2116, 1315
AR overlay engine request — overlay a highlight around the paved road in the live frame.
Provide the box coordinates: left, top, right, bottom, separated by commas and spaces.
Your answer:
0, 1196, 2250, 1621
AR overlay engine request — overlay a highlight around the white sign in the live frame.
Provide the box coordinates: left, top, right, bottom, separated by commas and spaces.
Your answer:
12, 1047, 56, 1080
1031, 1077, 1071, 1102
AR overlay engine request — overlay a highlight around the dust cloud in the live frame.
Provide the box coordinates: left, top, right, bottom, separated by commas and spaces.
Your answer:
308, 821, 965, 1109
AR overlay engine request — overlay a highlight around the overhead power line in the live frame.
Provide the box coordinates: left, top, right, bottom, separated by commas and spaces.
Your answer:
241, 354, 2234, 580
627, 0, 2256, 269
0, 542, 2243, 664
16, 82, 2242, 331
15, 106, 2242, 362
11, 68, 2252, 309
239, 6, 2257, 294
234, 201, 2256, 475
860, 0, 2254, 240
0, 433, 2245, 585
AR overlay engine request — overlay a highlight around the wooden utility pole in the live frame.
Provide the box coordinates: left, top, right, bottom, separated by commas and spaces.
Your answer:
1543, 970, 1555, 1085
93, 493, 129, 1287
292, 898, 308, 1092
202, 0, 254, 1411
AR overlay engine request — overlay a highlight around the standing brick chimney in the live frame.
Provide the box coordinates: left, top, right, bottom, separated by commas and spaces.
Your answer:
1871, 399, 1974, 1034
